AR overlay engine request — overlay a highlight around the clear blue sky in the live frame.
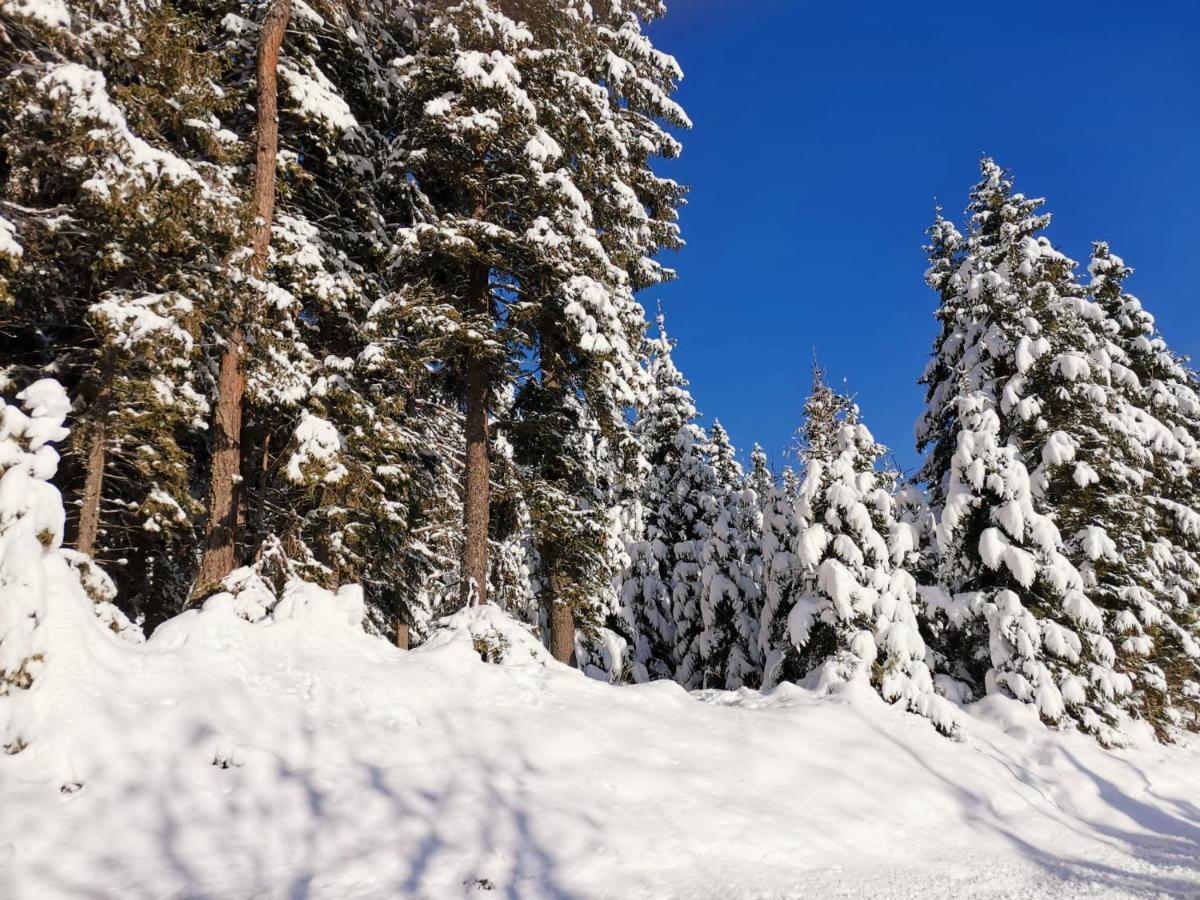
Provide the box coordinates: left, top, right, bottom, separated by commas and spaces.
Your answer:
645, 0, 1199, 476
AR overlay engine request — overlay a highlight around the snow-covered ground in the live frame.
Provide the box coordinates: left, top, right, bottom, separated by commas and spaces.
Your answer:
4, 584, 1200, 899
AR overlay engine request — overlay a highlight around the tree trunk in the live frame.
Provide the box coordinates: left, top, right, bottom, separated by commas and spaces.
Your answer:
459, 262, 491, 606
193, 0, 291, 599
395, 622, 410, 650
548, 573, 578, 666
540, 335, 577, 665
194, 333, 246, 595
76, 360, 113, 557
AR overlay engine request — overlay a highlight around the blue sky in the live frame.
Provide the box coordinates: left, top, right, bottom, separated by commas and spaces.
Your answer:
645, 0, 1199, 476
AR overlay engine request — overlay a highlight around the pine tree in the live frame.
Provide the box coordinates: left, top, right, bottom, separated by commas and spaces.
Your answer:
1077, 243, 1200, 733
193, 0, 292, 596
238, 0, 470, 641
709, 420, 742, 493
0, 379, 138, 753
0, 1, 246, 624
757, 456, 805, 684
917, 160, 1125, 740
774, 371, 955, 731
667, 417, 720, 690
389, 0, 686, 624
620, 316, 715, 683
747, 444, 774, 500
698, 475, 764, 689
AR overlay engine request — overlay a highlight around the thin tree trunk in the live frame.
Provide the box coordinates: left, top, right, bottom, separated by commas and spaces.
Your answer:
395, 622, 410, 650
76, 358, 113, 557
540, 333, 576, 665
252, 427, 272, 545
459, 261, 491, 606
194, 0, 291, 599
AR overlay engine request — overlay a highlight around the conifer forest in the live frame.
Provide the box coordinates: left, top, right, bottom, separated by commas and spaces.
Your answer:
1, 2, 1199, 897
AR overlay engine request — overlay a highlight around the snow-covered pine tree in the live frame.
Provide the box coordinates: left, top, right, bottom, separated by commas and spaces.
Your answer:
708, 420, 742, 493
389, 0, 686, 624
578, 430, 644, 682
0, 381, 74, 730
1077, 243, 1200, 733
667, 419, 720, 689
773, 371, 954, 730
505, 383, 612, 662
747, 444, 774, 500
781, 464, 800, 498
757, 457, 803, 677
191, 0, 294, 597
0, 1, 245, 624
918, 160, 1123, 740
0, 379, 140, 753
219, 0, 478, 641
620, 316, 715, 684
487, 416, 539, 623
694, 420, 764, 689
505, 0, 687, 660
698, 466, 765, 689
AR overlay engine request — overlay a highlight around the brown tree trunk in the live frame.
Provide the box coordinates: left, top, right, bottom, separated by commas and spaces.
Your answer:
194, 0, 291, 599
395, 622, 410, 650
459, 262, 491, 606
548, 573, 578, 666
76, 360, 113, 557
540, 334, 576, 665
194, 333, 246, 596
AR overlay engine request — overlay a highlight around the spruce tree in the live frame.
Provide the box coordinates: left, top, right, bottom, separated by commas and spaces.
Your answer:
620, 316, 714, 683
699, 476, 764, 689
747, 444, 774, 501
709, 420, 742, 493
758, 462, 803, 682
776, 371, 955, 730
193, 0, 292, 596
1077, 243, 1200, 733
696, 420, 762, 688
918, 160, 1126, 740
234, 0, 470, 641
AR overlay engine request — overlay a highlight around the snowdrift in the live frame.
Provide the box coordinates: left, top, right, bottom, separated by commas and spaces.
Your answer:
3, 571, 1200, 899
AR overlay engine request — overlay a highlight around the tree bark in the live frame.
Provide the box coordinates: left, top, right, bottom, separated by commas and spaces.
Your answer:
548, 573, 578, 666
459, 262, 491, 606
395, 622, 410, 650
75, 359, 113, 557
540, 334, 576, 665
194, 0, 291, 599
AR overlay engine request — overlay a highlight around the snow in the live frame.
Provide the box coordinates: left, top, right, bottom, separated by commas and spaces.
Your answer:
0, 0, 69, 27
1077, 525, 1117, 561
0, 215, 21, 260
1041, 431, 1076, 467
979, 526, 1007, 569
285, 411, 347, 485
36, 64, 207, 198
4, 579, 1200, 899
281, 64, 358, 134
1003, 544, 1038, 588
89, 293, 194, 353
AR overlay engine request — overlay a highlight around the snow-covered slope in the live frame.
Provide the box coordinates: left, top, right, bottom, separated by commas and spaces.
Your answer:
3, 582, 1200, 899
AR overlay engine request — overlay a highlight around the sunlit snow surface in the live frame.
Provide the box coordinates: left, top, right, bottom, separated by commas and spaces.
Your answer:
3, 585, 1199, 899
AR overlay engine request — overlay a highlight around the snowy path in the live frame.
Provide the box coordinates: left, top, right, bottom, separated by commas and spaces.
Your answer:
2, 599, 1199, 898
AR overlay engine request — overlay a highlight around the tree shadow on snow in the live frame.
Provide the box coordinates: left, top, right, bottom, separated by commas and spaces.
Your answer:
19, 667, 588, 899
864, 715, 1200, 897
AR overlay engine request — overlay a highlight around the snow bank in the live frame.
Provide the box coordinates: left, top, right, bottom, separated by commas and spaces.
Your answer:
1, 387, 1196, 895
2, 575, 1200, 898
